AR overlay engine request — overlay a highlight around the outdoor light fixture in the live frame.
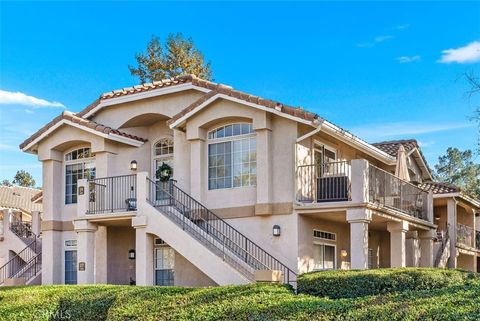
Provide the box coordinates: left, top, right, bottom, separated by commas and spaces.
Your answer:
340, 250, 348, 258
128, 249, 136, 260
130, 160, 138, 171
272, 225, 281, 237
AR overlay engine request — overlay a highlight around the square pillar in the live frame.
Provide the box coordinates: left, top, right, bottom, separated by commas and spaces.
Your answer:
350, 160, 369, 203
133, 216, 153, 286
189, 139, 205, 201
255, 128, 273, 214
447, 199, 457, 268
347, 208, 372, 269
74, 219, 97, 284
31, 211, 41, 236
387, 221, 409, 268
418, 229, 436, 267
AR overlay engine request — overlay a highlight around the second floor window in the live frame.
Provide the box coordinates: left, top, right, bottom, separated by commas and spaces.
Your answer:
65, 147, 96, 204
208, 123, 256, 190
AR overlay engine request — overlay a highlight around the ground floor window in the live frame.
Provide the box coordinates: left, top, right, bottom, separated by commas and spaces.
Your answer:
154, 245, 174, 286
313, 243, 336, 270
64, 250, 77, 284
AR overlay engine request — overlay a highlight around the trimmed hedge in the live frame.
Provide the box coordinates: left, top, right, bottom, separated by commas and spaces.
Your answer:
297, 268, 477, 298
1, 269, 479, 320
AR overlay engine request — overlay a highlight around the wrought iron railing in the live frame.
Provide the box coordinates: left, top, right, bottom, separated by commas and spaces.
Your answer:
476, 230, 480, 251
10, 220, 33, 239
456, 223, 475, 249
0, 237, 41, 285
147, 178, 296, 285
368, 164, 429, 220
87, 174, 137, 214
296, 161, 351, 203
434, 224, 450, 267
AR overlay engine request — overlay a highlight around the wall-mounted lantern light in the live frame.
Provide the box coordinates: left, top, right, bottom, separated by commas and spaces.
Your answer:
272, 225, 281, 237
340, 249, 348, 258
130, 160, 138, 171
128, 249, 136, 260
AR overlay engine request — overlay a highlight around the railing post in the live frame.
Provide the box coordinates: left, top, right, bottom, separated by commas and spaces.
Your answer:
77, 179, 89, 217
350, 159, 369, 203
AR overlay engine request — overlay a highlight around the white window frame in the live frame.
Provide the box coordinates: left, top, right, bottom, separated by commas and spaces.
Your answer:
313, 140, 337, 162
64, 146, 95, 205
207, 123, 256, 190
313, 229, 337, 241
313, 241, 337, 271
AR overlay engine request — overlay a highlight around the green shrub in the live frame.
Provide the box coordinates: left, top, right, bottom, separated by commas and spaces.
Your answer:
297, 268, 477, 299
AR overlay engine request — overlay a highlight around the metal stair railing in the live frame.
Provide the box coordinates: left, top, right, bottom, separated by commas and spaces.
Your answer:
0, 236, 41, 285
146, 178, 296, 286
434, 224, 450, 267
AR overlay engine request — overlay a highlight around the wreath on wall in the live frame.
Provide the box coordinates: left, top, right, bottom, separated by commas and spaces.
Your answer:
156, 162, 173, 182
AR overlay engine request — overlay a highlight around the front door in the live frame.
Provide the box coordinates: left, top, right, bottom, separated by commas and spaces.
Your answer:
153, 138, 174, 202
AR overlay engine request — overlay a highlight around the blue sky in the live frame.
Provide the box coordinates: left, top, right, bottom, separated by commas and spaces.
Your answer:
1, 1, 479, 186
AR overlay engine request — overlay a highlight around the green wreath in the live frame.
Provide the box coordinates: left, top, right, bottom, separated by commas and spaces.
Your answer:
156, 162, 173, 182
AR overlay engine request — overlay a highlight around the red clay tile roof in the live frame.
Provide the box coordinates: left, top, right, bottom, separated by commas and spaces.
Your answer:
0, 185, 42, 213
372, 139, 419, 156
76, 75, 219, 118
166, 83, 318, 127
418, 181, 460, 194
19, 111, 148, 150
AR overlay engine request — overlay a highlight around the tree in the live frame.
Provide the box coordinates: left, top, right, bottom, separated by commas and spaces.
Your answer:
434, 147, 480, 198
1, 179, 12, 186
129, 34, 212, 83
464, 71, 480, 151
12, 170, 36, 188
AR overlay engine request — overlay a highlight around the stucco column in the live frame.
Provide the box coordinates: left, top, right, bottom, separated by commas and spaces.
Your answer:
447, 199, 457, 268
74, 219, 97, 284
77, 179, 88, 217
387, 221, 409, 268
132, 216, 153, 286
31, 211, 41, 236
189, 139, 205, 201
405, 231, 419, 267
418, 229, 435, 267
1, 209, 9, 236
427, 191, 434, 223
255, 128, 272, 214
350, 159, 369, 203
347, 208, 372, 269
94, 226, 108, 283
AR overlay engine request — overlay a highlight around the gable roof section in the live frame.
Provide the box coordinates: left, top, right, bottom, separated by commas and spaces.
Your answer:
167, 86, 396, 164
76, 75, 216, 118
0, 185, 42, 213
20, 111, 148, 152
373, 139, 433, 180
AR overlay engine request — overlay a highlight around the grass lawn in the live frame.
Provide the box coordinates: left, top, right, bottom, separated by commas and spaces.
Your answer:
0, 268, 479, 321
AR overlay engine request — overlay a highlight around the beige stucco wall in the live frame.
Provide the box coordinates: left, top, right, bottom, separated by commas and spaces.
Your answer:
107, 226, 136, 285
174, 252, 217, 287
457, 253, 476, 272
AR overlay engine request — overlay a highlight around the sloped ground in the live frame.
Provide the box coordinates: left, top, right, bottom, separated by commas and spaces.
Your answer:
0, 269, 479, 321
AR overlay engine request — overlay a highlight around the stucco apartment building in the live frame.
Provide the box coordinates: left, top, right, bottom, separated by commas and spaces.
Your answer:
12, 74, 479, 287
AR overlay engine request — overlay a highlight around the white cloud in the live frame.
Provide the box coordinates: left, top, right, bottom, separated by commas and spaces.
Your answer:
0, 143, 19, 152
357, 35, 394, 48
349, 121, 475, 141
396, 55, 421, 63
396, 24, 410, 30
438, 41, 480, 64
0, 89, 66, 108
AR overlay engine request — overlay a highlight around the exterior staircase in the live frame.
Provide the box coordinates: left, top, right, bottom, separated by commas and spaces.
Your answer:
144, 178, 296, 286
0, 221, 42, 286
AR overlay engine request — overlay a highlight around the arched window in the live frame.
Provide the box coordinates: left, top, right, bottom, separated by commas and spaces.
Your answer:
207, 123, 256, 190
65, 147, 95, 204
154, 138, 174, 156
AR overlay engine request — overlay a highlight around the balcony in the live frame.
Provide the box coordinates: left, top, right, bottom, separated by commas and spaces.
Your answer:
86, 174, 137, 215
296, 159, 430, 222
456, 223, 475, 249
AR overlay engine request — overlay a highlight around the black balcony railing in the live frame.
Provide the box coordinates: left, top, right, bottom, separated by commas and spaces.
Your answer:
456, 223, 475, 249
147, 178, 296, 285
476, 230, 480, 251
10, 220, 33, 239
87, 174, 137, 214
296, 161, 351, 203
368, 165, 429, 220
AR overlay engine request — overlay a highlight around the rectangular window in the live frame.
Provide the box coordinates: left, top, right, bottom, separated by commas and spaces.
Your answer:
208, 137, 256, 190
313, 243, 336, 270
65, 161, 95, 204
313, 230, 336, 241
64, 250, 77, 285
154, 246, 175, 286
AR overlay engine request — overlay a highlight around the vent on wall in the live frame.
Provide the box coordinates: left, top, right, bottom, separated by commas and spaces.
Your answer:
313, 230, 336, 241
154, 238, 166, 246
